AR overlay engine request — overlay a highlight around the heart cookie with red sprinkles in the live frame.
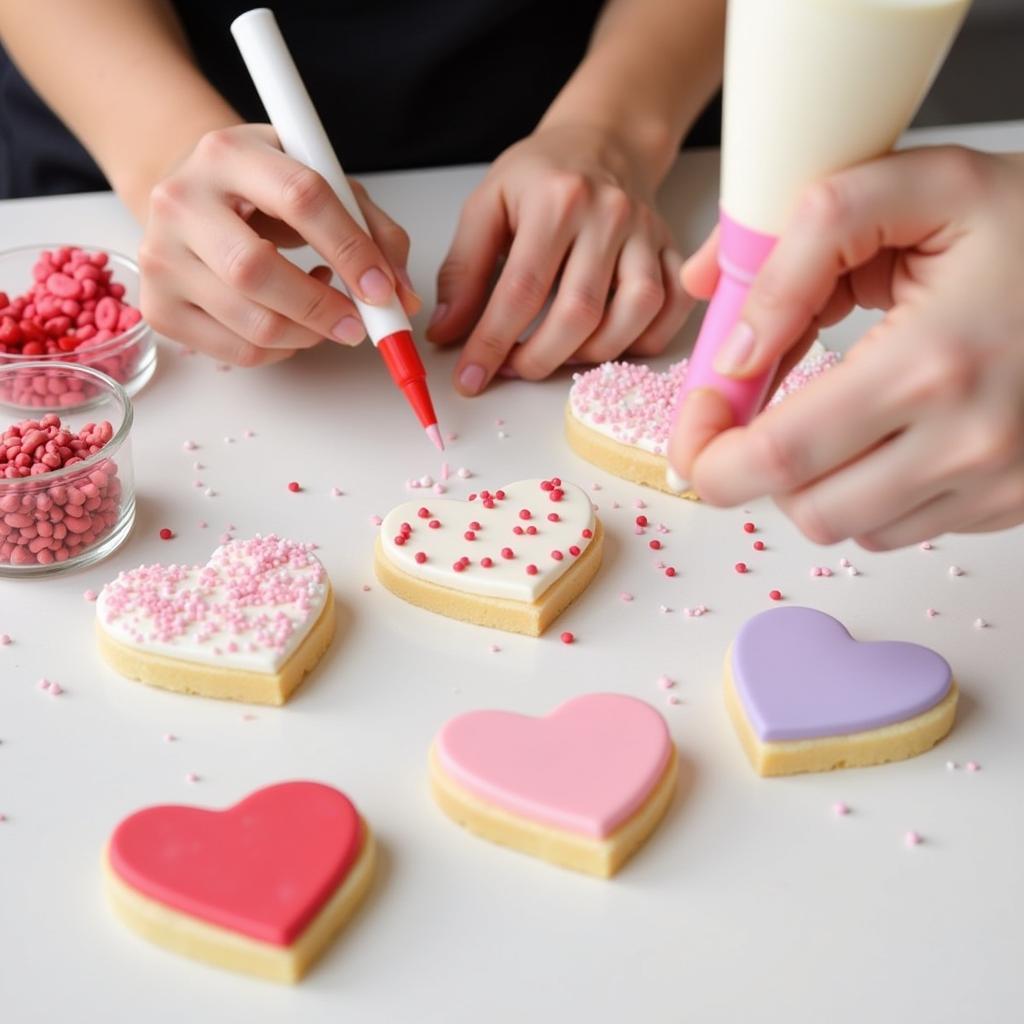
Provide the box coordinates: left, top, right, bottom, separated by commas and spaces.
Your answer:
374, 478, 603, 635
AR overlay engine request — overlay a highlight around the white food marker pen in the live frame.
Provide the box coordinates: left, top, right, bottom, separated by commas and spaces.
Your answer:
667, 0, 970, 492
231, 7, 444, 450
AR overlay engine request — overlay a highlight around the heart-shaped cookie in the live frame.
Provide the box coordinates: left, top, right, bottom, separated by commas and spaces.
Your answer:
104, 781, 376, 982
375, 478, 602, 635
431, 693, 677, 876
96, 535, 335, 705
725, 606, 957, 776
566, 342, 840, 496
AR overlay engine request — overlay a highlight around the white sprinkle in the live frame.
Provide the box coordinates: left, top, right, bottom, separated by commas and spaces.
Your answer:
498, 430, 508, 439
433, 483, 446, 495
457, 467, 471, 479
973, 618, 987, 629
839, 557, 851, 568
193, 461, 204, 471
204, 488, 216, 498
223, 436, 235, 444
949, 565, 964, 577
183, 440, 198, 451
946, 760, 958, 771
419, 475, 433, 488
920, 541, 933, 551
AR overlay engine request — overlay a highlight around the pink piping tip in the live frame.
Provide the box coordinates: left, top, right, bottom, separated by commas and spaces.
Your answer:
425, 423, 445, 451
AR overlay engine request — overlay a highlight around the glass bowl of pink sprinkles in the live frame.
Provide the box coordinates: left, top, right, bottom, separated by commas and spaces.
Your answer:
0, 244, 156, 405
0, 362, 135, 577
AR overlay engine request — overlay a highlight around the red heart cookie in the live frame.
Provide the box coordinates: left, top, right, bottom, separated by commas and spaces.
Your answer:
104, 782, 376, 982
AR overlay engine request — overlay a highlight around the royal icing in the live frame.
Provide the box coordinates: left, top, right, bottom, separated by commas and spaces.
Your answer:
379, 479, 596, 602
435, 693, 672, 838
732, 607, 953, 741
97, 535, 328, 672
569, 341, 840, 455
108, 782, 363, 946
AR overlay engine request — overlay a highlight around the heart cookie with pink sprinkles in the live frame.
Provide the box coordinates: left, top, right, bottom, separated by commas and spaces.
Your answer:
566, 342, 840, 496
374, 478, 603, 636
96, 534, 336, 705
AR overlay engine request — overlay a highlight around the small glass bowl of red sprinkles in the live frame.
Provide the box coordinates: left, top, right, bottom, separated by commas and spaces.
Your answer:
0, 244, 156, 405
0, 362, 135, 577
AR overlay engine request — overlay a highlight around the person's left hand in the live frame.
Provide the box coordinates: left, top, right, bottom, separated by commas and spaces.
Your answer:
426, 123, 695, 395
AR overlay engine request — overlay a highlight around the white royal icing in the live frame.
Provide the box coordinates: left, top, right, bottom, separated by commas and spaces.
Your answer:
380, 479, 596, 602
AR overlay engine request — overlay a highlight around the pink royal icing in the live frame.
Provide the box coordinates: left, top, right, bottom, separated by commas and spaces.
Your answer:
436, 693, 673, 838
109, 781, 364, 946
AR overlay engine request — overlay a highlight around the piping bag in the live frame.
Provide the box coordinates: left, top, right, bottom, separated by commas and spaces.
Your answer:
667, 0, 970, 492
231, 8, 444, 450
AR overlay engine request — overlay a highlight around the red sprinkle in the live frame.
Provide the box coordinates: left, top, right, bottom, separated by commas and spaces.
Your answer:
483, 499, 495, 509
569, 545, 581, 556
551, 550, 563, 561
769, 589, 782, 601
519, 509, 532, 520
494, 490, 506, 500
394, 535, 406, 546
469, 521, 481, 531
552, 477, 561, 486
428, 519, 441, 529
481, 557, 493, 568
417, 507, 430, 518
636, 515, 648, 527
541, 481, 554, 491
547, 513, 560, 522
501, 547, 514, 559
581, 528, 593, 539
415, 551, 427, 564
649, 539, 662, 550
550, 489, 564, 502
464, 530, 476, 541
287, 481, 301, 492
159, 528, 174, 541
743, 522, 756, 533
753, 540, 766, 551
735, 562, 748, 574
560, 631, 574, 644
513, 526, 524, 535
665, 567, 677, 577
526, 526, 538, 535
525, 564, 538, 575
452, 560, 465, 572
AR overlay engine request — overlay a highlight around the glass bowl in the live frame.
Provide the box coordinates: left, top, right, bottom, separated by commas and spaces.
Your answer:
0, 244, 156, 406
0, 362, 135, 577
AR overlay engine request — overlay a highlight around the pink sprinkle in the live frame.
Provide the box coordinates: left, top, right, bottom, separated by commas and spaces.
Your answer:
753, 540, 766, 551
551, 550, 564, 561
441, 462, 451, 481
589, 482, 601, 491
920, 541, 933, 551
38, 678, 51, 691
83, 589, 98, 602
457, 467, 471, 479
287, 481, 301, 493
811, 566, 822, 577
198, 520, 208, 529
904, 831, 923, 847
163, 733, 176, 743
489, 643, 501, 653
183, 440, 198, 451
966, 760, 981, 772
49, 682, 63, 696
369, 515, 383, 526
657, 675, 674, 690
620, 592, 634, 602
185, 772, 200, 784
244, 429, 255, 438
434, 483, 446, 495
560, 631, 574, 645
362, 584, 371, 592
633, 499, 646, 509
926, 608, 939, 618
447, 433, 458, 443
634, 525, 646, 536
839, 557, 851, 568
330, 487, 343, 497
666, 694, 681, 706
0, 634, 11, 645
665, 567, 677, 578
833, 801, 850, 817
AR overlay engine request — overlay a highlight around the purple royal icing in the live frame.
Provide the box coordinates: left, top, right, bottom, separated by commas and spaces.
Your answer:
732, 606, 952, 742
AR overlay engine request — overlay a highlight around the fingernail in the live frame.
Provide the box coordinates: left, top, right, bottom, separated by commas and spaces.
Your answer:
713, 321, 755, 376
331, 316, 365, 345
397, 267, 419, 297
458, 363, 487, 395
428, 303, 448, 331
358, 267, 393, 304
665, 466, 689, 494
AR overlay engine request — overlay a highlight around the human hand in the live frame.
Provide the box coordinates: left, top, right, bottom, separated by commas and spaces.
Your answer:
427, 123, 694, 395
668, 146, 1024, 549
138, 124, 419, 366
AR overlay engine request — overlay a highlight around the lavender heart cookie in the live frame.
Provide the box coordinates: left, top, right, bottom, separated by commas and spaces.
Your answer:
725, 606, 957, 776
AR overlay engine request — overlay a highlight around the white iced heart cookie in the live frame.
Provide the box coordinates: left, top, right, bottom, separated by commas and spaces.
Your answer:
96, 535, 335, 705
566, 342, 840, 496
374, 478, 603, 636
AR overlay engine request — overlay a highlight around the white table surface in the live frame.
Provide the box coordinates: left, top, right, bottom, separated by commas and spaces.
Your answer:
2, 120, 1022, 1024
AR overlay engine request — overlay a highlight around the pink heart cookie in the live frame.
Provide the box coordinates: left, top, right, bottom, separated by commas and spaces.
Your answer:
566, 343, 839, 495
431, 693, 677, 876
104, 782, 376, 982
725, 607, 958, 776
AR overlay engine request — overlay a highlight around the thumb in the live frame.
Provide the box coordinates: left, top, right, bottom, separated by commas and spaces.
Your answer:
712, 146, 962, 380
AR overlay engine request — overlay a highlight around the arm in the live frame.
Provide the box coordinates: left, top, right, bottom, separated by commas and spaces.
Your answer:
430, 0, 726, 394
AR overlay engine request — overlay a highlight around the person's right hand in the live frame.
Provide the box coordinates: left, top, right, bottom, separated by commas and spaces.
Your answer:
138, 123, 420, 366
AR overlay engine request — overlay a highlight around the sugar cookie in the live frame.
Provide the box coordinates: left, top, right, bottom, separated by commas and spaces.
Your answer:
375, 478, 602, 636
566, 342, 839, 496
104, 782, 376, 983
96, 534, 335, 705
431, 693, 677, 876
725, 606, 957, 776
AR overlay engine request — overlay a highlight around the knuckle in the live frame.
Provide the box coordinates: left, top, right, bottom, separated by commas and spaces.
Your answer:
937, 145, 989, 199
136, 241, 166, 278
380, 220, 410, 258
548, 171, 591, 213
514, 349, 557, 381
622, 275, 665, 320
280, 166, 329, 217
908, 339, 977, 406
960, 416, 1022, 474
299, 287, 332, 326
598, 186, 633, 230
148, 177, 188, 219
502, 266, 548, 309
224, 237, 276, 291
558, 286, 605, 331
331, 230, 373, 272
195, 127, 237, 162
784, 493, 841, 546
796, 178, 847, 232
469, 329, 511, 362
246, 305, 286, 348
